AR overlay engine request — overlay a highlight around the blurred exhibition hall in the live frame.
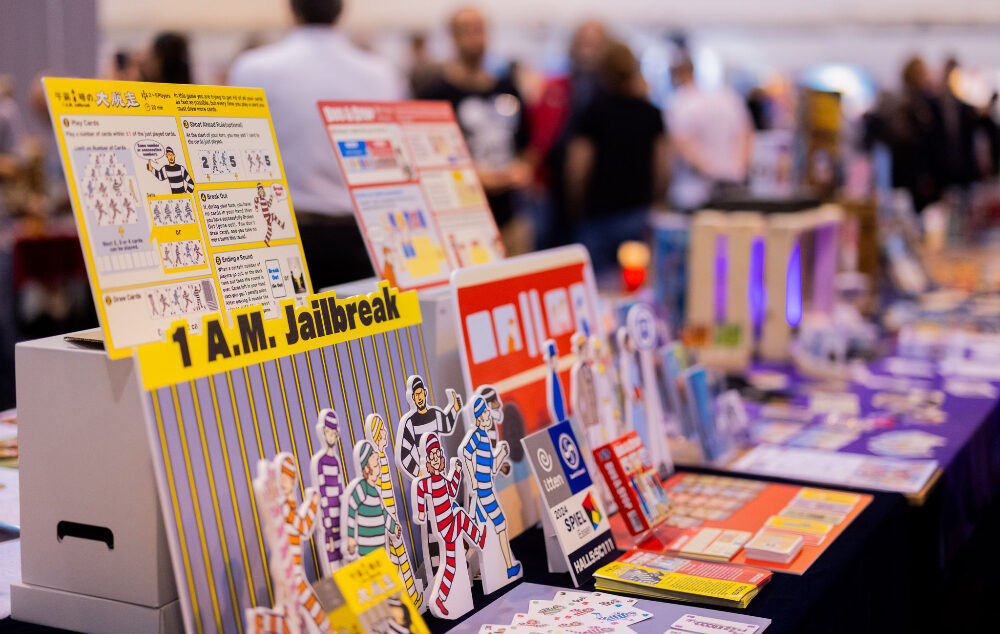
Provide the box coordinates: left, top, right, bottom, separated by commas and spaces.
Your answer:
1, 1, 1000, 632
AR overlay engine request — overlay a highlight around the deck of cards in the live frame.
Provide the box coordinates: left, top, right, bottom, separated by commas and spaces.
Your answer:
478, 590, 652, 633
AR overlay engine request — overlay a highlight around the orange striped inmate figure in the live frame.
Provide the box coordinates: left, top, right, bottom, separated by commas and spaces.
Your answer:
246, 453, 330, 634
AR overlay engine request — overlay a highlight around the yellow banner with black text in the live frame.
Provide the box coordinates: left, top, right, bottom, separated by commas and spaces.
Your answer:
135, 282, 420, 390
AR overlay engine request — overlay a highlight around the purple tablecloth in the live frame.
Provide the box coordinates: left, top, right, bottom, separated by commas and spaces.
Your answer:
736, 360, 1000, 572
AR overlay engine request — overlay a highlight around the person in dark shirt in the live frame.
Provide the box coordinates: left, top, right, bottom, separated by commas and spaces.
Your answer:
418, 7, 532, 247
565, 41, 668, 275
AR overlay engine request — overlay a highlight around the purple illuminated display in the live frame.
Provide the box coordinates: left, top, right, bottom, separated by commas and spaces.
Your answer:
786, 240, 803, 327
714, 234, 728, 324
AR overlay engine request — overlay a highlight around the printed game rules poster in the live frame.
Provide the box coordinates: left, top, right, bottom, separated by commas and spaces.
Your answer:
44, 77, 311, 357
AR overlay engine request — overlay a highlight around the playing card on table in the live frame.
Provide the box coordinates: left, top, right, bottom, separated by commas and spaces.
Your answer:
479, 626, 553, 634
512, 613, 558, 628
553, 606, 653, 626
571, 592, 638, 610
529, 599, 574, 617
546, 605, 611, 624
670, 613, 760, 634
556, 625, 636, 634
552, 590, 592, 605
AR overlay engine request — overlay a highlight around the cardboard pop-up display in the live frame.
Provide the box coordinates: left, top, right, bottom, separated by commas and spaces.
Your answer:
43, 77, 313, 358
759, 205, 843, 361
684, 205, 843, 366
133, 283, 435, 633
619, 303, 674, 475
685, 211, 765, 370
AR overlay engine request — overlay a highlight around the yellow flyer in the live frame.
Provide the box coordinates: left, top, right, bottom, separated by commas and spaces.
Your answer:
44, 77, 312, 358
318, 549, 429, 634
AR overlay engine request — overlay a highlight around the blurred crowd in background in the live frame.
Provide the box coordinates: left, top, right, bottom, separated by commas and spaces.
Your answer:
2, 0, 1000, 410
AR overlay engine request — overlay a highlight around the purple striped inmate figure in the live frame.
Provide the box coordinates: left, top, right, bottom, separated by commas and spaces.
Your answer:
310, 408, 344, 575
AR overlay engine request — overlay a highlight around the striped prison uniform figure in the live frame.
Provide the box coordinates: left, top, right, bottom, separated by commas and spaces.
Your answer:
367, 416, 422, 608
247, 454, 328, 634
413, 433, 485, 616
279, 456, 329, 633
462, 427, 505, 531
312, 409, 343, 571
254, 186, 284, 246
380, 595, 412, 634
344, 479, 397, 557
397, 376, 459, 573
398, 407, 459, 478
151, 158, 194, 193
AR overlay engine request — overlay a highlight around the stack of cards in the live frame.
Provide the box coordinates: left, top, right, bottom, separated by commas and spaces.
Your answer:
743, 529, 803, 564
593, 551, 772, 608
478, 590, 652, 634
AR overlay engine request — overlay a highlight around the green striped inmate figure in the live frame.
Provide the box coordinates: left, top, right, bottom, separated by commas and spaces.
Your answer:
365, 414, 423, 609
342, 438, 424, 610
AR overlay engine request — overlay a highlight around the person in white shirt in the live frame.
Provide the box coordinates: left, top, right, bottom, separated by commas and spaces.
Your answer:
666, 57, 753, 211
229, 0, 405, 289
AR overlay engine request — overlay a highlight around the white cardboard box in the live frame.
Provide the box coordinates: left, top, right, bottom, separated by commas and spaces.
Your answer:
13, 331, 179, 632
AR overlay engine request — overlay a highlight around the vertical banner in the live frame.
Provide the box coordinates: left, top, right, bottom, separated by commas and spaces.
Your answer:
44, 77, 311, 357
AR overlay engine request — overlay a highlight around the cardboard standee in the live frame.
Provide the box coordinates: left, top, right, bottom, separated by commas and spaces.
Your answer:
590, 333, 626, 444
625, 304, 675, 476
570, 333, 601, 447
392, 374, 463, 591
358, 413, 425, 610
410, 432, 483, 619
245, 454, 329, 634
682, 366, 730, 463
659, 344, 694, 442
458, 387, 523, 595
545, 338, 615, 514
310, 409, 346, 578
340, 438, 418, 609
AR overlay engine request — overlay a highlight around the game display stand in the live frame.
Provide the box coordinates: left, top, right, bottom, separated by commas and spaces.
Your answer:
685, 211, 765, 370
759, 205, 843, 361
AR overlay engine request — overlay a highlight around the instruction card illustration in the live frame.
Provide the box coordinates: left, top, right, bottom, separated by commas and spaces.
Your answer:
320, 101, 504, 290
45, 77, 310, 357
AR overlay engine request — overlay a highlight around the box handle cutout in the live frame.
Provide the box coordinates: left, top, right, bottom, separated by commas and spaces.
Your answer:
57, 521, 114, 549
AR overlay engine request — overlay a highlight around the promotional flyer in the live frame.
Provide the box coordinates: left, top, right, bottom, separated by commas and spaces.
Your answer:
320, 101, 503, 290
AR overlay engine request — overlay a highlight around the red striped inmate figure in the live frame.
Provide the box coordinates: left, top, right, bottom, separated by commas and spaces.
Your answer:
412, 432, 485, 618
